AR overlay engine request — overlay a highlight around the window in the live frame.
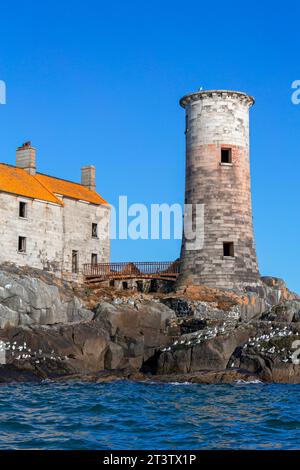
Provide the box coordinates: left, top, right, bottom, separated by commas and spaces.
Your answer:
19, 202, 27, 218
91, 253, 98, 265
223, 242, 234, 257
72, 250, 79, 273
185, 115, 189, 134
150, 279, 158, 293
221, 148, 232, 164
18, 236, 26, 253
122, 281, 128, 290
136, 281, 143, 293
92, 223, 98, 238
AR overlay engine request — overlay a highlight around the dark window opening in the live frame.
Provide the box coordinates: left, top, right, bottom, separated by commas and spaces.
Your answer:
19, 202, 27, 218
92, 223, 98, 238
223, 242, 234, 257
72, 250, 79, 273
122, 281, 128, 290
192, 204, 197, 233
91, 253, 98, 265
109, 280, 115, 287
149, 279, 158, 293
185, 115, 189, 134
18, 236, 26, 253
136, 281, 143, 292
221, 148, 232, 164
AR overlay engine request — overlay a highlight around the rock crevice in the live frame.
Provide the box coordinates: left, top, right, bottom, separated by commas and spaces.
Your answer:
0, 264, 299, 384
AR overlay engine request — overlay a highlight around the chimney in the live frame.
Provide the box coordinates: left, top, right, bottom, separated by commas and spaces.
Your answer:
81, 165, 96, 191
16, 141, 36, 175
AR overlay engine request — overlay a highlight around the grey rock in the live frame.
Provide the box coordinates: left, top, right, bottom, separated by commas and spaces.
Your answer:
240, 294, 267, 321
0, 321, 110, 378
0, 304, 19, 328
157, 326, 253, 374
94, 300, 178, 370
105, 342, 125, 370
0, 268, 93, 327
261, 300, 300, 323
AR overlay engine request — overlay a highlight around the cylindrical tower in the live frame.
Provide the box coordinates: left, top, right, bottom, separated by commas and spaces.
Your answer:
179, 89, 259, 289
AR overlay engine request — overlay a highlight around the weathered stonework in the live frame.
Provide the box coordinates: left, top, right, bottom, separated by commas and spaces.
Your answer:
0, 192, 110, 280
179, 90, 259, 289
0, 143, 110, 280
61, 197, 110, 280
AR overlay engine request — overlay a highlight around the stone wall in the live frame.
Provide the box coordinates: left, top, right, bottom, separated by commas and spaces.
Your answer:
179, 90, 259, 289
0, 192, 63, 272
0, 191, 110, 278
62, 198, 110, 278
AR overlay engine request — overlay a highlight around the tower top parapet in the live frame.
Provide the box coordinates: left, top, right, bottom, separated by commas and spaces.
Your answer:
179, 89, 254, 109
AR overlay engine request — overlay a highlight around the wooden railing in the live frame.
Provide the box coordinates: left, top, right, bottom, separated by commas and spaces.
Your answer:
83, 260, 181, 281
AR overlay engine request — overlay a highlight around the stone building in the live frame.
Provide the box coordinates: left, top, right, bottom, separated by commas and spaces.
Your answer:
0, 142, 110, 279
179, 90, 259, 289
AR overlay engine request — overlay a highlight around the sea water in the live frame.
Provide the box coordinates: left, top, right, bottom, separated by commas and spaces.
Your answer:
0, 381, 299, 449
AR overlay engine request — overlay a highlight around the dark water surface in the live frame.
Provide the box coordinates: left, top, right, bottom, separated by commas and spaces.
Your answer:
0, 381, 299, 449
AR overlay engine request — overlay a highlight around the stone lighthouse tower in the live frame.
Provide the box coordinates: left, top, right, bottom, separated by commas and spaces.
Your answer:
179, 89, 259, 289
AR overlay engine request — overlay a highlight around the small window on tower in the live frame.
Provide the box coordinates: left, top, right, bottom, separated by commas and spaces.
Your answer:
221, 148, 232, 164
223, 242, 234, 257
18, 236, 26, 253
92, 223, 98, 238
185, 115, 189, 134
19, 202, 27, 218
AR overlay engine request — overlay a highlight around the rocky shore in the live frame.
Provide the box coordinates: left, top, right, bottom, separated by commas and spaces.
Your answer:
0, 263, 299, 384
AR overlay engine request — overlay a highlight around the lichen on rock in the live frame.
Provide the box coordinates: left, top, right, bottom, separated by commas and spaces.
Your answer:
0, 263, 299, 384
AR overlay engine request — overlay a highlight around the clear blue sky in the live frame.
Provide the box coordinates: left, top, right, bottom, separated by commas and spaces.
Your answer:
0, 1, 299, 293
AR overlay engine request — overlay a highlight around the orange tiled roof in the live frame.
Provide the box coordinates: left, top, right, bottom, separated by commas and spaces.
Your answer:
36, 173, 109, 206
0, 163, 109, 206
0, 163, 62, 204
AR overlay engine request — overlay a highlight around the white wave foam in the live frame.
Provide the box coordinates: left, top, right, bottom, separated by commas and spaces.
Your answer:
169, 382, 193, 386
235, 379, 263, 384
